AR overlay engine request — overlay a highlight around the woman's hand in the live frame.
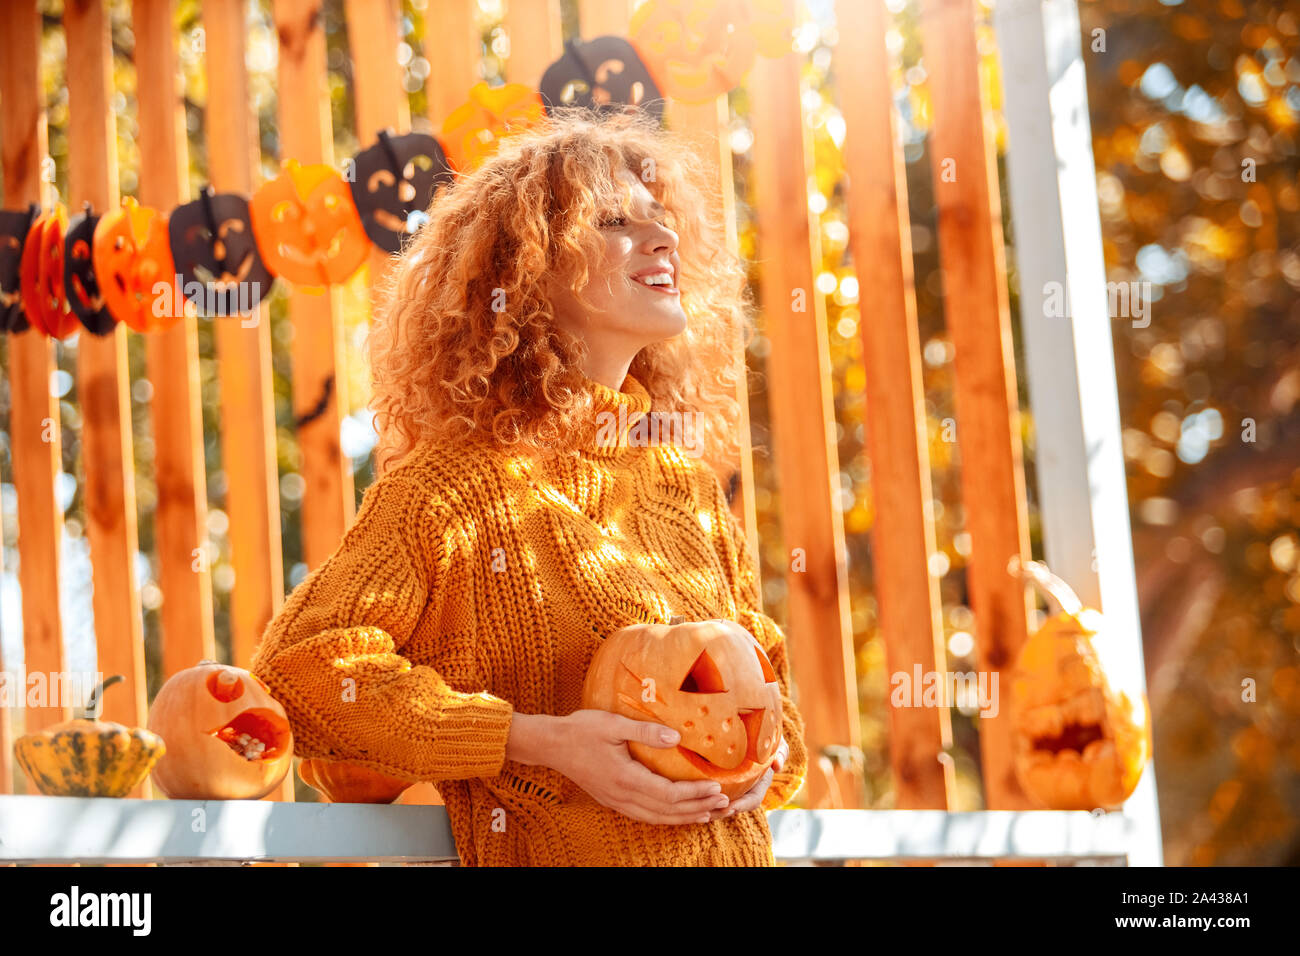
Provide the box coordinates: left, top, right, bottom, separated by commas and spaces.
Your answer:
704, 735, 789, 821
539, 710, 732, 825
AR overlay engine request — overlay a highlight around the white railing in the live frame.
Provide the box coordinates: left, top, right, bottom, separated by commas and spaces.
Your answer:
0, 796, 1135, 865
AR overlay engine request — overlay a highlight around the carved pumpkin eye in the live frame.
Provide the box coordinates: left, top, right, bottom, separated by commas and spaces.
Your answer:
679, 649, 727, 694
206, 668, 245, 702
71, 239, 91, 260
754, 644, 776, 683
368, 168, 396, 193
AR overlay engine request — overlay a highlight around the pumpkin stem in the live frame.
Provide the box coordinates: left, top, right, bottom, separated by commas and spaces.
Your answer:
1009, 556, 1084, 617
81, 674, 124, 720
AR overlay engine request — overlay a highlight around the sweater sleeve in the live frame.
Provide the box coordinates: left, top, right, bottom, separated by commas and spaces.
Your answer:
249, 470, 515, 782
691, 462, 809, 812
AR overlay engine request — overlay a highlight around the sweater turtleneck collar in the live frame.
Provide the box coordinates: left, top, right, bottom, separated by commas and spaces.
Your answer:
578, 371, 652, 457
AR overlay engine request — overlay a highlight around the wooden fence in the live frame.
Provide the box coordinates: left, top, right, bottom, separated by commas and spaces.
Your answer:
0, 0, 1161, 863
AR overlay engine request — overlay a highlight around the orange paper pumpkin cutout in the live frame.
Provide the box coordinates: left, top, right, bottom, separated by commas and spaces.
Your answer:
1010, 560, 1152, 810
19, 205, 78, 339
250, 160, 370, 288
93, 197, 185, 333
148, 660, 294, 800
746, 0, 795, 59
629, 0, 758, 104
441, 81, 546, 172
581, 617, 783, 801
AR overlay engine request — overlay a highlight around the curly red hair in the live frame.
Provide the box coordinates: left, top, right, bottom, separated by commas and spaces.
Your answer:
367, 106, 752, 480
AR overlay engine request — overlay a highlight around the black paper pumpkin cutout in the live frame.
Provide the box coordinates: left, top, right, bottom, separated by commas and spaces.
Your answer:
64, 202, 117, 336
348, 129, 453, 254
539, 36, 664, 123
0, 204, 38, 334
168, 187, 275, 316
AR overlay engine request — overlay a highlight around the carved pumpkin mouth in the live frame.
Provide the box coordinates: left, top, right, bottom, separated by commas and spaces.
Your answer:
209, 707, 292, 761
1031, 721, 1105, 755
373, 208, 412, 234
71, 270, 103, 311
195, 252, 253, 291
676, 745, 757, 774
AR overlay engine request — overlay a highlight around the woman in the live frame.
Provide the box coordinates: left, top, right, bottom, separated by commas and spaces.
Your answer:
251, 107, 807, 866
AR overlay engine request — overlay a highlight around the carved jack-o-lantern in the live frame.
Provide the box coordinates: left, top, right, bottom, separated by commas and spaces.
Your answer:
0, 204, 39, 333
93, 196, 185, 333
345, 132, 452, 256
1010, 559, 1151, 810
539, 36, 665, 124
441, 82, 547, 173
581, 617, 783, 801
168, 187, 276, 316
629, 0, 758, 105
64, 202, 117, 336
19, 204, 79, 339
252, 159, 371, 285
148, 660, 294, 800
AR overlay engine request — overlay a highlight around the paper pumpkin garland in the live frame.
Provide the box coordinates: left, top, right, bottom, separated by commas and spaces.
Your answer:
628, 0, 793, 104
0, 204, 38, 333
20, 204, 80, 339
441, 81, 547, 173
93, 196, 187, 334
346, 132, 454, 255
0, 27, 788, 335
251, 159, 372, 285
65, 202, 119, 336
539, 36, 665, 123
169, 187, 276, 316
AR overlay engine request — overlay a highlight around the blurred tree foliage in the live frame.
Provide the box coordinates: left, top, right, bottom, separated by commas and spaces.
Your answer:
0, 0, 1294, 862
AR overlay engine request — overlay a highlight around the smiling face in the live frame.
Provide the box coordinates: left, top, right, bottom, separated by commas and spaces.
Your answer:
547, 167, 687, 366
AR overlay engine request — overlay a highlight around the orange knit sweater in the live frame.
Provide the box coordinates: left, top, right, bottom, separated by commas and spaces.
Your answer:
250, 372, 808, 866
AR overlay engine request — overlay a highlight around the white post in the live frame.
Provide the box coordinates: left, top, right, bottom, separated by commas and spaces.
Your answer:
993, 0, 1164, 865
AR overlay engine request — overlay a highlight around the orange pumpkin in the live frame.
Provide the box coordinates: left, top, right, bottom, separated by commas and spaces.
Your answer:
92, 196, 185, 333
581, 616, 783, 801
298, 757, 412, 804
629, 0, 758, 105
250, 159, 370, 288
18, 204, 78, 339
1010, 559, 1151, 810
440, 81, 546, 172
148, 660, 294, 800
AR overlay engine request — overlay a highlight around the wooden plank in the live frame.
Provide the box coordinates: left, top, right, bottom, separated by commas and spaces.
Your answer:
747, 1, 861, 810
0, 541, 7, 794
273, 0, 355, 571
65, 0, 150, 802
918, 0, 1034, 810
0, 794, 459, 864
345, 0, 407, 479
425, 0, 480, 125
993, 0, 1163, 864
1, 1, 68, 758
767, 809, 1130, 862
203, 0, 285, 675
134, 0, 216, 679
0, 796, 1134, 864
578, 0, 632, 39
839, 0, 953, 810
667, 95, 759, 570
203, 2, 294, 815
503, 0, 562, 87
